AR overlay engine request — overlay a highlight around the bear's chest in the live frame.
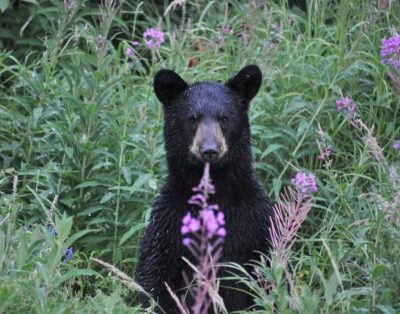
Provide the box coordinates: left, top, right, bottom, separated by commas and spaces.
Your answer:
176, 196, 268, 262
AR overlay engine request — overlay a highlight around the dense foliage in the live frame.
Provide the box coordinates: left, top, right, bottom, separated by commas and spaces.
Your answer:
1, 0, 400, 312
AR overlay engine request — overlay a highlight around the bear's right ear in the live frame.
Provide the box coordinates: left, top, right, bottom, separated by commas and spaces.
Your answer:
154, 69, 188, 106
226, 65, 262, 102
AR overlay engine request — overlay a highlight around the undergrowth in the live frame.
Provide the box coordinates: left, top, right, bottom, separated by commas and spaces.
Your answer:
0, 0, 400, 313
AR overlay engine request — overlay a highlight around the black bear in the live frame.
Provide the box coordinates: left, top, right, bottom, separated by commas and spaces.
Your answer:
136, 65, 274, 312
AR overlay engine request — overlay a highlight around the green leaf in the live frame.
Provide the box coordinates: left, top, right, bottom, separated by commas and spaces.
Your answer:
148, 179, 157, 190
0, 230, 5, 266
121, 166, 131, 185
78, 205, 108, 217
372, 264, 386, 278
65, 229, 95, 248
53, 269, 100, 287
55, 214, 73, 243
130, 174, 151, 194
32, 107, 42, 127
75, 181, 102, 189
272, 178, 282, 200
261, 144, 284, 159
119, 223, 145, 246
65, 147, 74, 159
0, 27, 14, 39
0, 0, 10, 13
100, 192, 115, 204
375, 304, 396, 314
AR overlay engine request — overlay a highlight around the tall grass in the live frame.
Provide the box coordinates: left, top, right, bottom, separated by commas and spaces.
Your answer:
1, 0, 399, 312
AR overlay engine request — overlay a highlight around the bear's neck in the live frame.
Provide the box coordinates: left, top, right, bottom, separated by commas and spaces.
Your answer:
166, 155, 256, 199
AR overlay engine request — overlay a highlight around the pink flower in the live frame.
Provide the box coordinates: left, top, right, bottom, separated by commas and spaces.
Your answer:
269, 187, 313, 268
180, 163, 227, 242
336, 96, 356, 115
143, 28, 165, 49
216, 227, 226, 237
292, 172, 318, 194
381, 35, 400, 69
318, 145, 333, 161
125, 47, 134, 58
177, 163, 226, 313
216, 211, 225, 225
182, 212, 192, 224
189, 218, 201, 232
393, 139, 400, 150
181, 213, 201, 234
318, 145, 332, 160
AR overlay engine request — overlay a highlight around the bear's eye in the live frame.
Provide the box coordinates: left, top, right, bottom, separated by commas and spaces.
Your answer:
218, 116, 229, 125
188, 115, 198, 125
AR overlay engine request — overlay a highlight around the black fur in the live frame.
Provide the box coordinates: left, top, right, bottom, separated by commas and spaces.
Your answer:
136, 65, 274, 313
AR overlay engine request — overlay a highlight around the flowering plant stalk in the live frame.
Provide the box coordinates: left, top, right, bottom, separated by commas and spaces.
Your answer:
381, 34, 400, 69
169, 163, 226, 314
269, 186, 313, 267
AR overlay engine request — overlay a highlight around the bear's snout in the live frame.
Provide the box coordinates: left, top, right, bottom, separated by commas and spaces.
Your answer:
190, 121, 228, 164
200, 143, 219, 163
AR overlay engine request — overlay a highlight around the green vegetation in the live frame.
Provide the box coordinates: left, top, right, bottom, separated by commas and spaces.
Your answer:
0, 0, 399, 312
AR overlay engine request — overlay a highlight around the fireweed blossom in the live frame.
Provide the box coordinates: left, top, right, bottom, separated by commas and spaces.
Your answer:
292, 172, 318, 195
318, 145, 332, 161
125, 47, 134, 58
268, 172, 316, 289
178, 163, 226, 313
271, 24, 280, 31
336, 96, 356, 117
143, 28, 165, 49
393, 139, 400, 150
181, 163, 226, 246
381, 34, 400, 69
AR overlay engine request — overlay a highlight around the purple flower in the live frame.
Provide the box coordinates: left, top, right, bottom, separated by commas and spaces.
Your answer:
178, 163, 225, 313
292, 172, 318, 194
222, 26, 231, 34
200, 208, 226, 238
64, 247, 74, 262
125, 47, 134, 58
189, 218, 201, 232
381, 35, 400, 69
182, 212, 192, 225
336, 96, 356, 116
49, 226, 56, 236
131, 41, 139, 46
181, 213, 201, 235
216, 227, 226, 237
318, 145, 332, 161
143, 28, 165, 49
393, 139, 400, 150
64, 0, 77, 10
181, 208, 226, 240
181, 163, 227, 244
388, 166, 397, 181
271, 24, 279, 31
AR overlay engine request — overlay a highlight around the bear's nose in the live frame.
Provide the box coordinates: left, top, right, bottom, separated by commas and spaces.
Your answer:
200, 144, 219, 163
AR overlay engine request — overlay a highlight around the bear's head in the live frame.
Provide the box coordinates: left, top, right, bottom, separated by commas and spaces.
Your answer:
154, 65, 262, 170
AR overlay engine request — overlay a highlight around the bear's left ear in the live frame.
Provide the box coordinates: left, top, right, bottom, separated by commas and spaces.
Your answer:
226, 65, 262, 101
154, 69, 188, 106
